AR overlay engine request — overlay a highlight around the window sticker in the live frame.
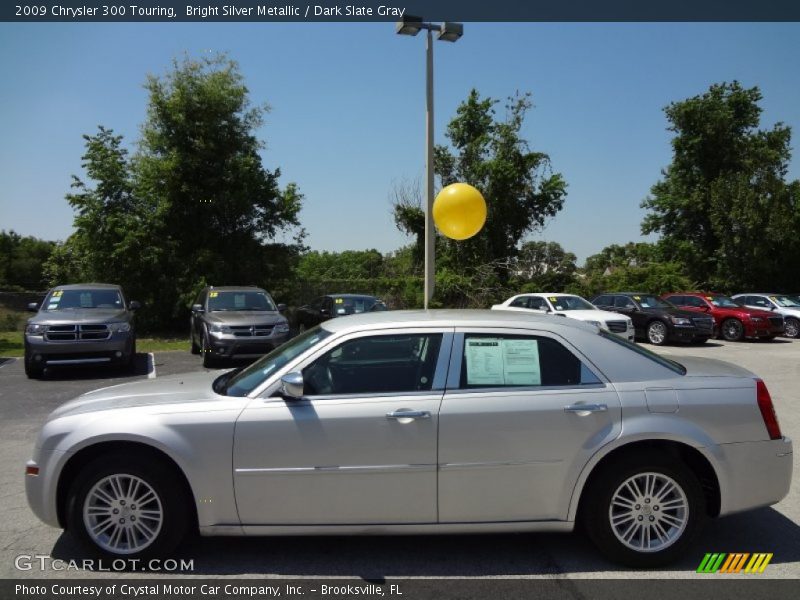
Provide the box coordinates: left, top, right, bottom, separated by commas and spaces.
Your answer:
234, 294, 246, 308
465, 338, 541, 386
80, 293, 93, 307
337, 308, 346, 315
335, 298, 344, 304
705, 296, 713, 300
47, 304, 59, 310
209, 292, 218, 298
633, 296, 641, 301
52, 290, 63, 297
549, 297, 558, 302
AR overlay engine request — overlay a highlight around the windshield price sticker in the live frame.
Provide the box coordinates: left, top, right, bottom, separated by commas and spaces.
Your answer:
465, 338, 541, 386
634, 296, 641, 300
335, 298, 344, 304
209, 292, 218, 298
52, 290, 63, 297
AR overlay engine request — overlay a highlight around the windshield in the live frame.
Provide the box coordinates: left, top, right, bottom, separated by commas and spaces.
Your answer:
548, 295, 595, 311
221, 327, 333, 396
709, 295, 740, 308
42, 289, 124, 311
772, 295, 800, 308
331, 296, 386, 316
635, 295, 673, 309
208, 291, 276, 312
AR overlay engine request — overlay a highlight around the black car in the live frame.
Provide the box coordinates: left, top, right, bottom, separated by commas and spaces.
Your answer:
591, 292, 715, 345
295, 294, 388, 332
190, 286, 290, 367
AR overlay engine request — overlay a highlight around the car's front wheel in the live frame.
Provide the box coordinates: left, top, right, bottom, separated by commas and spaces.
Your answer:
582, 453, 705, 567
784, 317, 799, 339
24, 352, 44, 379
646, 321, 668, 345
721, 318, 745, 341
67, 455, 190, 560
201, 332, 217, 368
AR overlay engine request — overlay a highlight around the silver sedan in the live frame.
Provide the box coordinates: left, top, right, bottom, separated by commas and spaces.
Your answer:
25, 310, 792, 567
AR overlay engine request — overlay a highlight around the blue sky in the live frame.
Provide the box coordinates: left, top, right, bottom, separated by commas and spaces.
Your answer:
1, 22, 799, 263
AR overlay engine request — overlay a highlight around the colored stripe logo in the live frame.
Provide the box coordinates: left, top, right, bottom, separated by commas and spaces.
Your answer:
697, 553, 773, 574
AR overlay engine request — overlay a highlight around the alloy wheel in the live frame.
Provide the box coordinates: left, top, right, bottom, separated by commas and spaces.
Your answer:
647, 321, 667, 345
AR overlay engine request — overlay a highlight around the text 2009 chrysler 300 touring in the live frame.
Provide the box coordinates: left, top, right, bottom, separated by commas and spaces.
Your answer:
26, 310, 792, 567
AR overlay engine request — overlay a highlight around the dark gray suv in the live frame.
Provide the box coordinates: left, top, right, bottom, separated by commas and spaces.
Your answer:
24, 283, 140, 379
190, 286, 290, 367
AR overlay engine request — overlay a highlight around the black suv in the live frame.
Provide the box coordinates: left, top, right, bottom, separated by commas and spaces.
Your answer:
592, 292, 715, 345
24, 283, 140, 378
190, 286, 290, 367
295, 294, 388, 333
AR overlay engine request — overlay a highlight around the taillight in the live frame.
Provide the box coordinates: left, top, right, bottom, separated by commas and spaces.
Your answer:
755, 379, 782, 440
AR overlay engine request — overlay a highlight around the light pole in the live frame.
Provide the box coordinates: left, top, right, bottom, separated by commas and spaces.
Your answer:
396, 17, 463, 309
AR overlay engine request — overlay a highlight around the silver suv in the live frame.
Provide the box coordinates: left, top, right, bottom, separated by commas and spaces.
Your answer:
190, 286, 290, 367
24, 283, 140, 379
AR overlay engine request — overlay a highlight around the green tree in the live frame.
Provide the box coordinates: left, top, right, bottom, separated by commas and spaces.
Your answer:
641, 81, 800, 291
297, 249, 385, 280
46, 55, 304, 329
393, 90, 567, 281
0, 230, 56, 290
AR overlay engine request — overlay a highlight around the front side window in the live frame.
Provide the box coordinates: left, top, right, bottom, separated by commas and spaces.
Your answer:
330, 296, 384, 316
459, 334, 601, 389
635, 295, 672, 309
303, 333, 443, 396
208, 291, 276, 312
548, 295, 596, 311
43, 289, 123, 311
683, 296, 708, 308
614, 296, 636, 309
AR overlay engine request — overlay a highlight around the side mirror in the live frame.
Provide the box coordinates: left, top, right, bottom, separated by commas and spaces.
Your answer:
27, 302, 39, 312
277, 303, 287, 313
129, 300, 141, 311
280, 372, 304, 399
191, 303, 204, 313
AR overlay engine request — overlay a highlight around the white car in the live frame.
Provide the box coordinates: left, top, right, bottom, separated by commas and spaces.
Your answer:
732, 293, 800, 339
492, 293, 635, 342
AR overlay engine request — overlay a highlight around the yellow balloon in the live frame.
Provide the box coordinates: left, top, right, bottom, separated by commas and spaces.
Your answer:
433, 183, 487, 240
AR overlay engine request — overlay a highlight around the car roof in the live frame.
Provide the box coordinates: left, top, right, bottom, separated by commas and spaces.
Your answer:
53, 283, 122, 290
732, 293, 777, 296
517, 292, 576, 297
609, 292, 652, 296
319, 308, 596, 335
326, 294, 379, 299
207, 286, 267, 292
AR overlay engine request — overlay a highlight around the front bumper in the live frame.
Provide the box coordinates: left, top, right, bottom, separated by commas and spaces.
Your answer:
207, 331, 291, 358
25, 449, 69, 529
711, 436, 793, 516
25, 332, 134, 365
743, 321, 785, 338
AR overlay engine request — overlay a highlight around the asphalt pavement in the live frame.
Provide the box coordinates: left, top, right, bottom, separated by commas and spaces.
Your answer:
0, 339, 798, 581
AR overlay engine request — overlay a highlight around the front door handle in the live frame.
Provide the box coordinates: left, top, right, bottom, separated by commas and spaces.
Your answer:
564, 403, 608, 414
386, 410, 431, 420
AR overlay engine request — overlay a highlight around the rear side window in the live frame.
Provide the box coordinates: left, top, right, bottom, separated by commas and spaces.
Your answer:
459, 334, 601, 389
509, 297, 529, 308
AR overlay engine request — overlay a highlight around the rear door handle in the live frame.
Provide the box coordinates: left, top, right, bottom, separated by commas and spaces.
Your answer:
564, 403, 608, 414
386, 410, 431, 420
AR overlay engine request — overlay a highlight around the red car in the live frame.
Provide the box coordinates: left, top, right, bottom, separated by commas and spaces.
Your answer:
661, 292, 785, 341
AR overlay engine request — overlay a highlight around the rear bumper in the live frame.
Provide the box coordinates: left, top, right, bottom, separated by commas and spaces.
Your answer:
711, 437, 793, 516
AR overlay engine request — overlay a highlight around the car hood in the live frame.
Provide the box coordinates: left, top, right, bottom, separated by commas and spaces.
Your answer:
48, 370, 224, 420
28, 308, 130, 325
556, 309, 630, 323
677, 356, 755, 379
204, 311, 287, 325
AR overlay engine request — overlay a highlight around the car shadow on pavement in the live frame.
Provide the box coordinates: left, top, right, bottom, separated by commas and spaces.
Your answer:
48, 507, 800, 577
40, 353, 152, 381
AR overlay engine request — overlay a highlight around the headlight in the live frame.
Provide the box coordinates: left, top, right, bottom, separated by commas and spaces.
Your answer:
25, 323, 47, 334
209, 324, 232, 335
274, 323, 290, 334
670, 317, 692, 326
108, 322, 131, 333
586, 320, 602, 328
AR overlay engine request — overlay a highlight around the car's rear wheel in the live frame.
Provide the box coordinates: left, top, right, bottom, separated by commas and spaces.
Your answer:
721, 318, 744, 341
582, 453, 705, 567
784, 317, 799, 339
66, 455, 190, 560
646, 321, 668, 345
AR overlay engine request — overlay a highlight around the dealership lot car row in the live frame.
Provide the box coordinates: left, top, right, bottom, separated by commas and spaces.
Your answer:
23, 310, 792, 568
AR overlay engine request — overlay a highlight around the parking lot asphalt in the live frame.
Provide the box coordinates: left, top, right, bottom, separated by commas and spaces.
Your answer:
1, 339, 798, 580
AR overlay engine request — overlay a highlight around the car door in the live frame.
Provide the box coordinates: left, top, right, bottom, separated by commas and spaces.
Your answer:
233, 329, 452, 525
437, 328, 621, 523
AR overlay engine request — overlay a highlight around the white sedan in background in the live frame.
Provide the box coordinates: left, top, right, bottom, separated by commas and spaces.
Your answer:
732, 293, 800, 339
492, 293, 635, 342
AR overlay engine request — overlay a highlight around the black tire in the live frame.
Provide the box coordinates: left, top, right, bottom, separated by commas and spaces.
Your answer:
720, 318, 745, 341
190, 332, 200, 355
201, 332, 217, 368
66, 454, 191, 560
581, 452, 705, 568
784, 317, 799, 339
123, 338, 137, 373
646, 320, 669, 346
24, 351, 44, 379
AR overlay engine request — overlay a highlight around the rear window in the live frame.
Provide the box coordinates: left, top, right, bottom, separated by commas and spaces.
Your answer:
598, 330, 686, 375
